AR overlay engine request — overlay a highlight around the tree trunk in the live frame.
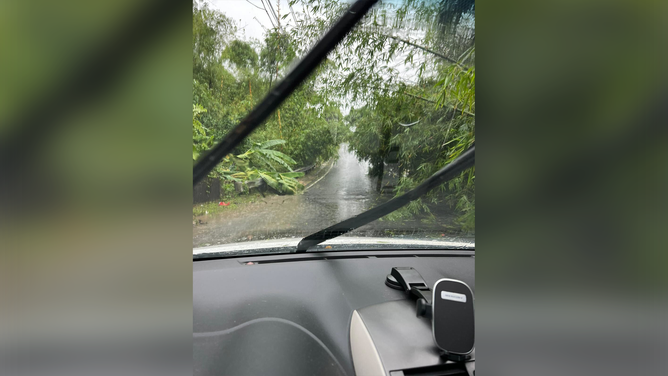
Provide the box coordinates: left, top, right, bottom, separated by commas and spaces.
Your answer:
375, 162, 384, 192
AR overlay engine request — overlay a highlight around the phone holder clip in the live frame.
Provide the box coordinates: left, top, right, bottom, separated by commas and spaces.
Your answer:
386, 267, 433, 319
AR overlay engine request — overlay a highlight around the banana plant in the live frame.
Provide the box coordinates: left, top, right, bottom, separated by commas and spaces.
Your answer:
235, 139, 297, 171
229, 170, 257, 181
259, 171, 305, 195
230, 169, 305, 195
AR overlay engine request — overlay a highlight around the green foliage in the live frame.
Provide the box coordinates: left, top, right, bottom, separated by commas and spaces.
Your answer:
236, 139, 296, 172
288, 0, 477, 231
251, 82, 342, 166
193, 1, 339, 175
229, 169, 305, 195
346, 75, 475, 231
224, 40, 258, 70
454, 193, 475, 232
193, 1, 236, 88
259, 171, 305, 195
193, 3, 253, 152
192, 103, 213, 160
260, 30, 297, 85
222, 182, 236, 199
435, 47, 475, 115
207, 139, 305, 195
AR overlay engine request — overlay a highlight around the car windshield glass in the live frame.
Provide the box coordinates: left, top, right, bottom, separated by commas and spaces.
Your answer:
192, 0, 475, 253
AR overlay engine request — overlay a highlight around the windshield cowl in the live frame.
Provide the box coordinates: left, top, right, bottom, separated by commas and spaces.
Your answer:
193, 236, 474, 258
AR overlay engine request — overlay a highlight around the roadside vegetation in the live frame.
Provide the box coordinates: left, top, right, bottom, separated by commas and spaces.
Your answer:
192, 0, 475, 232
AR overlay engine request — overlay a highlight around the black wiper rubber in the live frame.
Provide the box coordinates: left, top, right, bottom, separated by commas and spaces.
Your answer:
296, 145, 475, 252
193, 0, 380, 185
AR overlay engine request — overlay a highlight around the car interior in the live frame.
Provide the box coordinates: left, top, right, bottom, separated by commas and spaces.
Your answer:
194, 249, 474, 376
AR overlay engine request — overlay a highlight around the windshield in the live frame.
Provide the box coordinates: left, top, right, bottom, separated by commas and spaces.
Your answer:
192, 0, 475, 253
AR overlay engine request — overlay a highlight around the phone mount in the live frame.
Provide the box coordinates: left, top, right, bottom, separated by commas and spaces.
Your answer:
386, 267, 434, 318
386, 267, 474, 362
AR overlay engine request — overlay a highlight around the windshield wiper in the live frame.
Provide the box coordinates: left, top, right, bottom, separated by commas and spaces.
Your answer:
295, 145, 475, 252
193, 0, 380, 185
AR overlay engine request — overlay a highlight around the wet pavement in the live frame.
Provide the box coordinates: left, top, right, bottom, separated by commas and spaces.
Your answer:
193, 144, 459, 248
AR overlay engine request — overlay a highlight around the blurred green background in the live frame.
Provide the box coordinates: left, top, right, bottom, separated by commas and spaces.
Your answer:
1, 1, 192, 375
477, 1, 667, 375
477, 0, 668, 290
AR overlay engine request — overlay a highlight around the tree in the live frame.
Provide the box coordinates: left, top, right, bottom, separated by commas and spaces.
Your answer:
193, 0, 341, 177
224, 40, 258, 70
260, 30, 296, 86
292, 0, 476, 230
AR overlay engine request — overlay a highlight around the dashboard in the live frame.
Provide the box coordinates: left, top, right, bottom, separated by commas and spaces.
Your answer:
193, 249, 475, 376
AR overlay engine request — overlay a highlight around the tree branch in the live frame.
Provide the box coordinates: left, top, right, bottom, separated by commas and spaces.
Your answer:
452, 106, 475, 118
245, 0, 265, 11
402, 92, 475, 117
253, 17, 268, 31
402, 91, 436, 103
385, 35, 467, 69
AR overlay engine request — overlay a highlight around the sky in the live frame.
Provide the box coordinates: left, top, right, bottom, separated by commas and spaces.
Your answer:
207, 0, 306, 42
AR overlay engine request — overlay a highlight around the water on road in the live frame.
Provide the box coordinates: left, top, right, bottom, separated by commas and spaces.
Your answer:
303, 143, 378, 223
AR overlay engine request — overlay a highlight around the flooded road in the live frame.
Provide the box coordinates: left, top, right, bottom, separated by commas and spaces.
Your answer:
302, 143, 378, 223
193, 144, 456, 248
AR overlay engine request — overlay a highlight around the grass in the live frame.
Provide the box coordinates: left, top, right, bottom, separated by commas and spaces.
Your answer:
193, 192, 267, 217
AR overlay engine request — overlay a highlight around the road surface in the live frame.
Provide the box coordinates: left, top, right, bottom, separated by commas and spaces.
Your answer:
193, 144, 457, 248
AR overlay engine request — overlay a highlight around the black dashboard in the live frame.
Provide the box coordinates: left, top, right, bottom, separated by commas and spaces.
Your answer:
193, 249, 474, 376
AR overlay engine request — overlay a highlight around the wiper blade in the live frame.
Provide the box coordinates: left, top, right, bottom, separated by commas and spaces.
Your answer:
193, 0, 380, 185
296, 145, 475, 252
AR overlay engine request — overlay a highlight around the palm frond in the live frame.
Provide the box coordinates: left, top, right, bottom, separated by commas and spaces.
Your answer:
260, 139, 286, 149
257, 149, 296, 171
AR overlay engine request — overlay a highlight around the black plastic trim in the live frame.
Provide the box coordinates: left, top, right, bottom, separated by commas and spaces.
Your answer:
193, 250, 474, 263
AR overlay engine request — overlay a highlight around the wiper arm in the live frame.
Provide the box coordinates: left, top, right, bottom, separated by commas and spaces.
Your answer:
193, 0, 380, 185
296, 145, 475, 252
